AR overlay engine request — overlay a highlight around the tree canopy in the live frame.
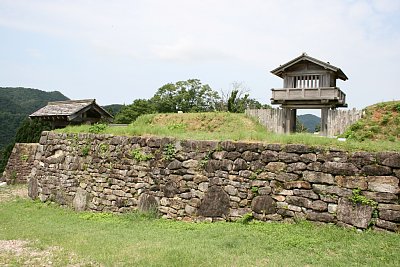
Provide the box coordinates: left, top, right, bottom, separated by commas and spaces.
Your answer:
151, 79, 220, 113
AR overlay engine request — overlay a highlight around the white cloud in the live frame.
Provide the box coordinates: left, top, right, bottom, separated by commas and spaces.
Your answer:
0, 0, 399, 106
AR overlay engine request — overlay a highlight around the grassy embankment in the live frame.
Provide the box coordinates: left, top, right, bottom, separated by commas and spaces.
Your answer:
59, 108, 400, 152
0, 186, 399, 266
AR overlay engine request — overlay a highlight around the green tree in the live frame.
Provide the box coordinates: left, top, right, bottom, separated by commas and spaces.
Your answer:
151, 79, 220, 113
114, 99, 155, 124
296, 119, 308, 133
222, 82, 270, 113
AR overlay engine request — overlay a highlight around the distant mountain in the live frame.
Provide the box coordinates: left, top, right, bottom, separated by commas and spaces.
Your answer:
0, 87, 69, 149
297, 114, 321, 133
103, 104, 124, 116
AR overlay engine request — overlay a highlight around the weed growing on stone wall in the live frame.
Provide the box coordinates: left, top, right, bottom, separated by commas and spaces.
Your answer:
89, 123, 107, 134
251, 186, 259, 196
99, 143, 109, 154
130, 148, 154, 162
200, 150, 213, 169
163, 143, 176, 160
19, 154, 29, 161
349, 188, 377, 207
81, 145, 91, 156
250, 169, 263, 180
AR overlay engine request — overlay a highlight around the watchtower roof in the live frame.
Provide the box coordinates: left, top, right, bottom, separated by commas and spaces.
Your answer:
271, 53, 348, 81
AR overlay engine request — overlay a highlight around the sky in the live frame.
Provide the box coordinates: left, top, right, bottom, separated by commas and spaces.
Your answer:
1, 0, 400, 115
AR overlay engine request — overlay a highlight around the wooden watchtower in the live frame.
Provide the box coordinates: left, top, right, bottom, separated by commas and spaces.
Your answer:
270, 53, 348, 135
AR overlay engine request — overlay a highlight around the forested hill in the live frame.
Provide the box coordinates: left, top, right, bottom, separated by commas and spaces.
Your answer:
0, 87, 69, 149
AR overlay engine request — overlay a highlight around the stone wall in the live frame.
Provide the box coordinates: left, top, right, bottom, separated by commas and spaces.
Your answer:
30, 131, 400, 231
2, 143, 39, 184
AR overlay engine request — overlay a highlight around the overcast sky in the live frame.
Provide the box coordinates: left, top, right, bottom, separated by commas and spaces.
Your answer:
1, 0, 399, 114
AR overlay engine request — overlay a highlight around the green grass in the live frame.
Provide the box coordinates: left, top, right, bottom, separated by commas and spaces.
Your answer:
342, 100, 400, 142
0, 197, 399, 266
57, 112, 400, 152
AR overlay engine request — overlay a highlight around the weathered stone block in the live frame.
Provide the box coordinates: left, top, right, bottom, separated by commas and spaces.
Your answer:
379, 209, 400, 222
73, 188, 88, 211
378, 204, 400, 211
277, 208, 295, 217
163, 181, 177, 197
337, 198, 373, 229
224, 185, 238, 196
266, 144, 282, 151
322, 162, 359, 176
312, 184, 352, 197
328, 204, 338, 214
198, 186, 230, 217
348, 152, 376, 168
300, 153, 317, 163
266, 162, 287, 173
335, 176, 367, 190
286, 196, 312, 208
284, 181, 311, 190
258, 186, 272, 195
242, 151, 259, 161
211, 151, 227, 160
276, 173, 298, 182
226, 151, 241, 160
287, 162, 307, 172
233, 158, 248, 171
362, 191, 398, 203
307, 162, 322, 171
382, 154, 400, 168
221, 159, 234, 171
184, 204, 197, 215
367, 176, 399, 193
193, 174, 208, 183
28, 177, 38, 199
305, 211, 335, 223
293, 189, 319, 200
138, 193, 158, 212
278, 152, 299, 163
251, 195, 276, 214
285, 144, 312, 154
167, 160, 182, 170
311, 200, 328, 211
303, 171, 335, 184
361, 165, 392, 176
260, 150, 278, 163
376, 219, 399, 232
182, 159, 199, 169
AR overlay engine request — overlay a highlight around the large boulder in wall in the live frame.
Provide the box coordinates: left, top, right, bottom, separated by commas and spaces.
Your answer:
198, 185, 230, 217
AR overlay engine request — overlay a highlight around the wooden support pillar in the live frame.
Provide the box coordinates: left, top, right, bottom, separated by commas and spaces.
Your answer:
283, 108, 297, 134
290, 109, 297, 133
321, 107, 329, 136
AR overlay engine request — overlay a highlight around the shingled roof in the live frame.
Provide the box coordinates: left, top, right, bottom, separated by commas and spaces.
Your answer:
29, 99, 113, 123
271, 53, 348, 81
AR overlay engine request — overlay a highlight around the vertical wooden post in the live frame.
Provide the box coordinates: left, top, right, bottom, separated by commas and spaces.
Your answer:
290, 109, 297, 133
321, 108, 329, 136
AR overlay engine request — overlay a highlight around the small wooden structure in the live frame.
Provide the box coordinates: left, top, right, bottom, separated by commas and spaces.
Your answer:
270, 53, 348, 135
29, 99, 113, 128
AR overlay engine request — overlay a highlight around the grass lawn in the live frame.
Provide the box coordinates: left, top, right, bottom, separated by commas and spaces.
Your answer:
58, 112, 400, 152
0, 186, 399, 266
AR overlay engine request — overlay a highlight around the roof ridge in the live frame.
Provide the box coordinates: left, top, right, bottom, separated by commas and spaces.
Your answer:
47, 99, 95, 105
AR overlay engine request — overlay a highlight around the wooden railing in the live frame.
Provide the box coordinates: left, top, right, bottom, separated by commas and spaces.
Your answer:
271, 87, 346, 103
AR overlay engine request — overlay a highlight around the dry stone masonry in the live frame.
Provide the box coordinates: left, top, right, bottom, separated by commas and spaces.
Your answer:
29, 131, 400, 232
2, 143, 39, 184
